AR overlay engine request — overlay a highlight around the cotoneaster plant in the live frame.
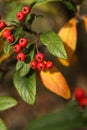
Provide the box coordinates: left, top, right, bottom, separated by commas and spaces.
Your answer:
1, 0, 87, 130
0, 1, 79, 106
0, 3, 72, 105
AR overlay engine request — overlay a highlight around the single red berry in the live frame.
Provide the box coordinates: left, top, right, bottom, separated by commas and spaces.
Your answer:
19, 37, 28, 48
46, 61, 54, 69
16, 52, 26, 62
2, 29, 11, 38
0, 20, 6, 29
16, 12, 25, 21
6, 35, 15, 43
30, 60, 37, 69
22, 6, 30, 15
79, 98, 87, 107
35, 52, 44, 62
37, 62, 46, 71
14, 44, 21, 53
74, 88, 85, 101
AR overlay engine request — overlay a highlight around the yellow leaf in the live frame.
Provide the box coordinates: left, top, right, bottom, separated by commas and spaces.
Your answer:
58, 18, 77, 66
83, 17, 87, 32
39, 66, 71, 99
0, 52, 13, 63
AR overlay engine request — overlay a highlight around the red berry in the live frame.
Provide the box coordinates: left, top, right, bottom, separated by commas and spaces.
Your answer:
37, 62, 45, 71
79, 98, 87, 107
30, 60, 37, 69
2, 29, 11, 38
16, 12, 25, 21
14, 44, 21, 53
74, 88, 85, 101
16, 52, 26, 62
46, 61, 53, 69
19, 37, 28, 47
22, 6, 30, 15
0, 20, 6, 29
6, 35, 15, 43
35, 53, 44, 62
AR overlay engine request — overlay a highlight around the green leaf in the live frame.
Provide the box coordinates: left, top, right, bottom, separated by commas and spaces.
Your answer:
35, 0, 62, 4
19, 0, 66, 5
27, 101, 84, 130
0, 119, 8, 130
20, 0, 36, 5
6, 3, 23, 21
3, 41, 11, 54
0, 96, 17, 111
16, 62, 30, 77
16, 61, 24, 71
13, 71, 36, 104
34, 0, 75, 10
16, 45, 35, 77
61, 1, 75, 10
20, 0, 75, 10
40, 31, 67, 59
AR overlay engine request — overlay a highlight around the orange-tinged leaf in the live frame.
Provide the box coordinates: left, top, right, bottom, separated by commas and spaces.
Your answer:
58, 18, 77, 66
39, 66, 71, 99
0, 52, 13, 63
83, 17, 87, 32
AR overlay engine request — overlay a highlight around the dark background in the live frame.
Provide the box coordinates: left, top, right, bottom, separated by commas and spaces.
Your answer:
0, 0, 87, 130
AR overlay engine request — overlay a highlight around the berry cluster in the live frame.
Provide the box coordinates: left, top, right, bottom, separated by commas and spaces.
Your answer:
0, 18, 15, 44
30, 52, 54, 71
16, 6, 30, 21
14, 6, 31, 61
14, 37, 28, 62
0, 6, 31, 62
0, 6, 53, 71
74, 87, 87, 108
2, 29, 15, 43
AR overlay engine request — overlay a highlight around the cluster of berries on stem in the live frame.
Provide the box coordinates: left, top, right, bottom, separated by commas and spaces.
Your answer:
0, 6, 31, 62
14, 37, 28, 62
14, 6, 31, 61
0, 19, 15, 43
74, 87, 87, 108
30, 52, 54, 71
16, 6, 31, 21
0, 5, 54, 71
